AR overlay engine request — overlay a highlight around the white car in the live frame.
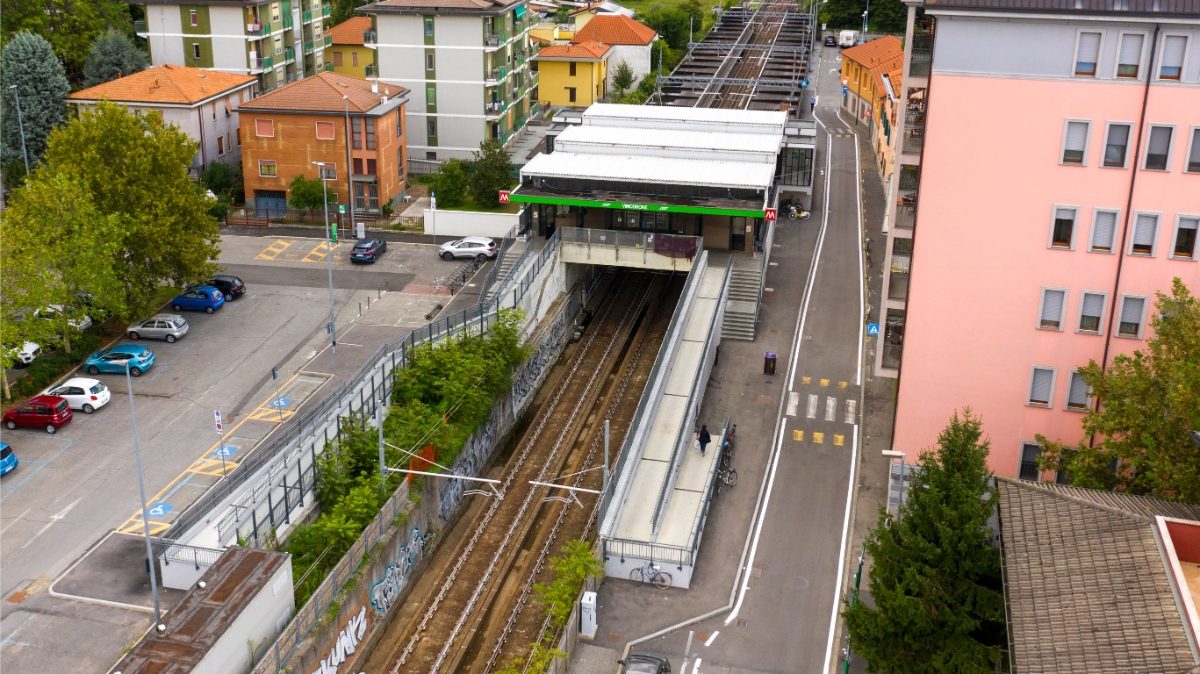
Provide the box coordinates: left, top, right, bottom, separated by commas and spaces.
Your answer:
37, 305, 93, 331
43, 377, 111, 414
439, 236, 497, 261
7, 342, 41, 368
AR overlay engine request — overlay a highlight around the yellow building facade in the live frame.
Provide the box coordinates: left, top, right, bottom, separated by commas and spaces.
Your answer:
328, 17, 375, 78
535, 41, 609, 107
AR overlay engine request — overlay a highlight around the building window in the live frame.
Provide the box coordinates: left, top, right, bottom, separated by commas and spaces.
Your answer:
190, 9, 199, 26
1103, 123, 1131, 167
315, 121, 335, 140
1118, 296, 1146, 338
192, 42, 201, 60
426, 151, 437, 160
1066, 371, 1091, 411
569, 62, 577, 77
216, 136, 225, 156
1028, 367, 1055, 407
258, 160, 277, 177
1061, 121, 1089, 164
1187, 128, 1200, 173
426, 84, 436, 106
318, 163, 336, 180
426, 52, 435, 70
352, 51, 359, 67
427, 118, 437, 137
354, 181, 379, 210
1159, 35, 1187, 80
1050, 207, 1076, 249
1038, 288, 1066, 330
397, 109, 403, 137
1078, 292, 1106, 333
1074, 32, 1100, 77
1173, 215, 1199, 259
1089, 209, 1117, 253
353, 158, 362, 174
352, 119, 362, 149
1130, 213, 1158, 256
424, 16, 434, 38
255, 118, 274, 137
365, 118, 376, 150
333, 51, 343, 67
366, 158, 377, 174
1144, 126, 1173, 170
1116, 33, 1144, 78
1019, 442, 1041, 481
567, 86, 576, 103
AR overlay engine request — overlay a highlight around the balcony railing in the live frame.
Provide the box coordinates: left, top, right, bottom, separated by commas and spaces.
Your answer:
134, 19, 147, 34
363, 29, 377, 45
324, 35, 332, 47
365, 63, 376, 77
254, 55, 274, 71
285, 47, 295, 62
247, 22, 263, 33
303, 9, 313, 22
322, 5, 331, 16
485, 99, 508, 116
283, 16, 293, 29
487, 66, 508, 83
325, 62, 334, 72
485, 32, 507, 47
304, 40, 314, 53
909, 33, 933, 78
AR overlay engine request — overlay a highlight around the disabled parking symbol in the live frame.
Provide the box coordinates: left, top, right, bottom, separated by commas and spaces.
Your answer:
270, 396, 293, 409
212, 444, 239, 460
147, 502, 174, 518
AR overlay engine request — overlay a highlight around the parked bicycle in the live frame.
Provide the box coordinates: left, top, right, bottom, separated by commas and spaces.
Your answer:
715, 465, 738, 495
719, 425, 737, 468
629, 560, 673, 589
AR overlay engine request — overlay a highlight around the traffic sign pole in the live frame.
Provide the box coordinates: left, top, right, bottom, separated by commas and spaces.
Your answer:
215, 409, 228, 482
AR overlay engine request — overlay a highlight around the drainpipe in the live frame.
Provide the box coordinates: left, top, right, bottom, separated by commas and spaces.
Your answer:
196, 106, 207, 174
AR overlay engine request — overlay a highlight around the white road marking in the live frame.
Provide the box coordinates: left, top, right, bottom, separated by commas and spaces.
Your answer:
691, 658, 703, 673
786, 391, 799, 417
845, 399, 857, 425
825, 396, 836, 422
704, 631, 719, 647
806, 394, 818, 419
1, 508, 31, 535
20, 498, 81, 550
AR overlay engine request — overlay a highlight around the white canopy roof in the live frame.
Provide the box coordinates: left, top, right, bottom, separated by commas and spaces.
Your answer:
554, 124, 781, 157
521, 151, 777, 190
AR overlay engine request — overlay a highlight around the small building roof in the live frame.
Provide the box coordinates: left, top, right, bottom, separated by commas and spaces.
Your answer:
997, 478, 1200, 674
581, 102, 788, 133
67, 65, 255, 107
521, 151, 776, 190
359, 0, 521, 14
841, 35, 903, 70
238, 71, 406, 114
329, 16, 373, 45
555, 124, 781, 156
573, 13, 656, 45
923, 0, 1200, 17
537, 40, 611, 59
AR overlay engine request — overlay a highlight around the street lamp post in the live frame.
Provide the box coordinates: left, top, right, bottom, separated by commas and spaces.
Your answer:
126, 361, 163, 629
9, 85, 30, 174
342, 95, 356, 236
861, 3, 869, 42
312, 161, 337, 356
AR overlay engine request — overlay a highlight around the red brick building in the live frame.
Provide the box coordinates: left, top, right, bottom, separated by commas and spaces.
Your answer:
238, 72, 408, 216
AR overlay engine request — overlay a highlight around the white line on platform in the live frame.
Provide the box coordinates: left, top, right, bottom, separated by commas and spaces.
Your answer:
806, 394, 818, 419
691, 658, 703, 673
704, 631, 719, 647
786, 392, 799, 417
1, 508, 30, 535
845, 399, 857, 425
825, 396, 836, 422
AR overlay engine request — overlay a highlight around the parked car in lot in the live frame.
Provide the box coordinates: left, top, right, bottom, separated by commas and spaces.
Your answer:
620, 654, 672, 674
209, 274, 246, 301
824, 35, 837, 47
6, 342, 41, 368
350, 238, 387, 264
36, 304, 93, 331
127, 314, 189, 342
43, 377, 111, 414
2, 394, 73, 433
439, 236, 497, 261
171, 285, 225, 313
83, 343, 156, 376
0, 442, 17, 476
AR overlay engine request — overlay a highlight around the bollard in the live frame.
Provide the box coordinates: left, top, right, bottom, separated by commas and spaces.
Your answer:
764, 352, 778, 376
358, 302, 362, 316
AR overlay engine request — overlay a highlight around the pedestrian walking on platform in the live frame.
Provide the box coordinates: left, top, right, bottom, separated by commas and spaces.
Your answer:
809, 96, 817, 113
698, 425, 711, 455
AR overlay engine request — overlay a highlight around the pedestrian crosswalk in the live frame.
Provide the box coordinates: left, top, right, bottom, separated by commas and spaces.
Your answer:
800, 393, 856, 423
787, 375, 859, 446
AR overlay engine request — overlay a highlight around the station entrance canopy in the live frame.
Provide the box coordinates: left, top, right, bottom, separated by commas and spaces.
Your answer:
505, 192, 768, 219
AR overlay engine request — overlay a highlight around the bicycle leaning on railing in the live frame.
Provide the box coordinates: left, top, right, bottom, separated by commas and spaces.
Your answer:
714, 464, 738, 495
629, 560, 672, 589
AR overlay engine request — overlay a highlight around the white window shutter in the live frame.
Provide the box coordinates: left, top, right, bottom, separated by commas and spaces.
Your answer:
1121, 297, 1144, 324
1079, 33, 1101, 62
1093, 211, 1116, 249
1120, 34, 1144, 64
1163, 36, 1187, 67
1068, 372, 1090, 407
1065, 122, 1087, 150
1082, 292, 1104, 318
1041, 289, 1065, 325
1031, 369, 1053, 404
1134, 214, 1157, 247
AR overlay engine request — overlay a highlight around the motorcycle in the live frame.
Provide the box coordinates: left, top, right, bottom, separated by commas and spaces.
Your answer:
783, 200, 811, 221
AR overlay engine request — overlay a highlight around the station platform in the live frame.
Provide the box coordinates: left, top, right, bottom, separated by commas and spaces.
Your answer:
599, 253, 730, 588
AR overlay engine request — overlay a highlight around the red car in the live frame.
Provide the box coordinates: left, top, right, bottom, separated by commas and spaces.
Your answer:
3, 395, 73, 434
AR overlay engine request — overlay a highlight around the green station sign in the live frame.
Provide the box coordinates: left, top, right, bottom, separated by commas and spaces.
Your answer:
505, 192, 767, 219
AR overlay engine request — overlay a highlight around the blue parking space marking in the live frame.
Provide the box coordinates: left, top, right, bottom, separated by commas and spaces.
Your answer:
270, 396, 293, 409
212, 443, 240, 459
0, 436, 80, 503
147, 502, 174, 517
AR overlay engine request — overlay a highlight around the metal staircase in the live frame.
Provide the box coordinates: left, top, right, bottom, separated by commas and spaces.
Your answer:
722, 264, 762, 341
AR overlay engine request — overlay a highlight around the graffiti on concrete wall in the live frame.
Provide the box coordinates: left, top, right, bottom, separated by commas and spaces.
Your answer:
310, 605, 368, 674
369, 526, 428, 617
511, 312, 568, 415
438, 406, 500, 522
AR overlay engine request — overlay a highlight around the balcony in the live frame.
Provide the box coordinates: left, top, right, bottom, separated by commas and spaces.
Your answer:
365, 63, 376, 77
324, 35, 332, 47
246, 22, 263, 33
304, 40, 314, 54
285, 47, 295, 63
485, 32, 507, 47
283, 16, 293, 29
134, 19, 147, 34
303, 10, 313, 22
322, 5, 331, 17
909, 29, 933, 78
363, 29, 377, 46
486, 66, 508, 84
484, 99, 508, 117
253, 55, 274, 71
325, 62, 334, 72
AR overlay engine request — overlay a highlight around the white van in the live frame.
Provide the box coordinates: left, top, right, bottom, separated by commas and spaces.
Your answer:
839, 30, 861, 47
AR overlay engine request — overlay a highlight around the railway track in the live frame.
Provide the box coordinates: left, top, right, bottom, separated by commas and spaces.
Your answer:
361, 271, 676, 673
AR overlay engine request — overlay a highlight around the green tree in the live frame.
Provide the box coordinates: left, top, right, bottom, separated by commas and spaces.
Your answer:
40, 101, 220, 315
533, 539, 603, 628
432, 159, 469, 208
821, 0, 906, 33
468, 139, 513, 209
1, 31, 70, 173
554, 5, 571, 24
1038, 278, 1200, 502
330, 0, 372, 25
1, 0, 132, 84
288, 173, 332, 214
844, 410, 1005, 673
83, 29, 149, 86
611, 60, 635, 99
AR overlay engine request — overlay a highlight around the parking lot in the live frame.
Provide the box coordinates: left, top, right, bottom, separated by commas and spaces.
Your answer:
0, 231, 488, 673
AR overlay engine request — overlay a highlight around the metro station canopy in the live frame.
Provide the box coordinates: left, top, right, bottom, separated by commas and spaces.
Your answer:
511, 103, 791, 218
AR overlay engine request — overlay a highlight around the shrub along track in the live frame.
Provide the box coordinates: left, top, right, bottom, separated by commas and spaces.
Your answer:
361, 269, 679, 674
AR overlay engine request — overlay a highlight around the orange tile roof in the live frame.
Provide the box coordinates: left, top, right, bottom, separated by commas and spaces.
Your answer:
238, 72, 407, 114
329, 16, 372, 45
841, 35, 903, 70
537, 41, 611, 59
573, 14, 656, 46
67, 65, 255, 106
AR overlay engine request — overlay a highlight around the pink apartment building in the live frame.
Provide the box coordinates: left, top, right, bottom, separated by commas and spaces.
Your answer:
882, 0, 1200, 479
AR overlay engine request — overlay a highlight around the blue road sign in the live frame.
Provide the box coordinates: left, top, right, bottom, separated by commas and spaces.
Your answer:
867, 323, 880, 336
801, 79, 809, 89
148, 502, 174, 517
212, 444, 239, 459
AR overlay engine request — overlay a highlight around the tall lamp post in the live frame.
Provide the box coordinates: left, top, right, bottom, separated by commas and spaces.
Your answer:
9, 85, 30, 174
861, 4, 869, 42
342, 95, 356, 236
312, 161, 338, 356
126, 360, 163, 630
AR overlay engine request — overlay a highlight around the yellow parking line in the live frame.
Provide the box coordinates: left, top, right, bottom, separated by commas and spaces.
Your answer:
118, 520, 172, 536
833, 434, 845, 446
819, 378, 829, 387
246, 407, 296, 422
302, 241, 337, 263
255, 240, 292, 260
801, 376, 811, 385
793, 429, 804, 442
838, 380, 848, 389
115, 373, 303, 532
189, 458, 240, 476
813, 432, 825, 444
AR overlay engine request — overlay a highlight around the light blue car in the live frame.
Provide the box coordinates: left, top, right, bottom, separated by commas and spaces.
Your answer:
0, 442, 17, 476
171, 285, 225, 313
83, 343, 156, 377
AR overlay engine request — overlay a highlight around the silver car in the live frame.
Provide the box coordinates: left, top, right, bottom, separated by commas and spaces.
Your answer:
127, 314, 189, 343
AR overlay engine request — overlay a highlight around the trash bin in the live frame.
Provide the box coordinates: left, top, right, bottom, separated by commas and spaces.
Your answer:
764, 352, 777, 376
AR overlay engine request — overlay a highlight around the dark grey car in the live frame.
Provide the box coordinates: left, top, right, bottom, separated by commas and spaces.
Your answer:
127, 314, 190, 343
621, 654, 671, 674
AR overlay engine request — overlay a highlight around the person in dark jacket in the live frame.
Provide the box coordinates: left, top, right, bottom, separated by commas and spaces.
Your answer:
698, 425, 712, 455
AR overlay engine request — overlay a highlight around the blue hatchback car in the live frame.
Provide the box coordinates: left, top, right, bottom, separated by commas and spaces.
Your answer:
84, 343, 156, 377
0, 442, 17, 476
171, 285, 225, 313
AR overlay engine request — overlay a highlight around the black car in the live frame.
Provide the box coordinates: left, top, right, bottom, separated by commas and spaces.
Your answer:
209, 274, 246, 301
824, 35, 837, 47
621, 654, 671, 674
350, 238, 387, 264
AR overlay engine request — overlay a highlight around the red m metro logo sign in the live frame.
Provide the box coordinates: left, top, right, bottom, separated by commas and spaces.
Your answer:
764, 208, 777, 221
498, 190, 510, 204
